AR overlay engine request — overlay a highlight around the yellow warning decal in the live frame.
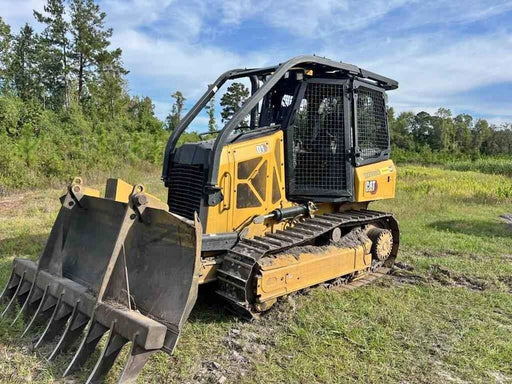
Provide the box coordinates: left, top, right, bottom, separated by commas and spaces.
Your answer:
363, 170, 381, 178
380, 166, 393, 175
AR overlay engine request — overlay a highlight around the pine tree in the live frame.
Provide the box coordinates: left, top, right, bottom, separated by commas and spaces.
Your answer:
89, 47, 128, 119
69, 0, 114, 103
220, 82, 249, 125
34, 0, 70, 109
9, 24, 43, 101
0, 17, 12, 89
166, 91, 186, 131
205, 96, 217, 132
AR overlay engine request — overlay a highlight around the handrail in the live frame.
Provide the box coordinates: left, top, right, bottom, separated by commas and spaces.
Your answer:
162, 68, 245, 184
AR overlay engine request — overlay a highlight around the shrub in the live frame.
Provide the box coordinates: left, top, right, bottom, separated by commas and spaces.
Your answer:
0, 96, 201, 192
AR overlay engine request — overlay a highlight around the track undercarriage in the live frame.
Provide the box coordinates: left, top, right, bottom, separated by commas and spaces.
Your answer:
216, 209, 399, 318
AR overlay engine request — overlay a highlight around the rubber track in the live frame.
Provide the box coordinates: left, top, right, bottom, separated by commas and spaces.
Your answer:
215, 209, 398, 318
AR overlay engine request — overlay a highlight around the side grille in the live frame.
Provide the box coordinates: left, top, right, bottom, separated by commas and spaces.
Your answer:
290, 82, 347, 196
167, 163, 204, 220
356, 86, 389, 160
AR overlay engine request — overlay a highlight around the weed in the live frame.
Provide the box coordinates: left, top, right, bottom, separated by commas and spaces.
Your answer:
446, 157, 512, 177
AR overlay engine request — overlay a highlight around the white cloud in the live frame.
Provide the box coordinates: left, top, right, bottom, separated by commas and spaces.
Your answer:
318, 31, 512, 120
403, 0, 512, 27
486, 117, 512, 127
115, 29, 270, 93
263, 0, 410, 37
0, 0, 510, 124
211, 0, 512, 38
114, 29, 273, 119
217, 0, 260, 25
211, 0, 411, 36
0, 0, 46, 31
100, 0, 175, 30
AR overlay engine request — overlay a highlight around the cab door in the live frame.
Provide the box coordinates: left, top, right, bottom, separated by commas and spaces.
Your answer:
229, 131, 289, 235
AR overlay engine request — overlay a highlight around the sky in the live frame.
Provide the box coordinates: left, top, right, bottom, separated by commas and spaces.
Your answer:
1, 0, 512, 129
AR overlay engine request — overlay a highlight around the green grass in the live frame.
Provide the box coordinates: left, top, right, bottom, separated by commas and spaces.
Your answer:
446, 157, 512, 177
0, 164, 511, 383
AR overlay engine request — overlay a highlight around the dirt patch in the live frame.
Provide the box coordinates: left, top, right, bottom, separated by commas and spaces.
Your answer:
489, 370, 512, 384
500, 214, 512, 231
395, 261, 414, 271
193, 359, 241, 383
102, 298, 131, 310
419, 249, 472, 258
391, 262, 427, 286
390, 263, 502, 293
190, 297, 298, 383
410, 249, 487, 263
433, 361, 471, 384
429, 265, 492, 291
497, 276, 512, 294
277, 243, 330, 257
0, 195, 25, 213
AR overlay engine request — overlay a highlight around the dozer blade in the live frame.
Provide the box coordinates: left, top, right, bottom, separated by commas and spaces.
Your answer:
1, 178, 202, 383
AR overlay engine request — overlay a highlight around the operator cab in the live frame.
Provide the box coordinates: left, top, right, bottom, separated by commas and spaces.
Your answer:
163, 56, 397, 221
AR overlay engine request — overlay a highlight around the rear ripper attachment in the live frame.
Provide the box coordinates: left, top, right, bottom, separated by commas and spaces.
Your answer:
1, 178, 201, 383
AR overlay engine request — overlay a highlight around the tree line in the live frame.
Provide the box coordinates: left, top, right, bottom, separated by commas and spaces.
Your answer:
0, 0, 174, 190
388, 108, 511, 157
0, 0, 252, 190
0, 1, 165, 133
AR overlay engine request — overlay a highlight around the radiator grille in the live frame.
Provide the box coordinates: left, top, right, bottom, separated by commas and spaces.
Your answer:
291, 82, 347, 195
167, 163, 204, 220
356, 87, 389, 159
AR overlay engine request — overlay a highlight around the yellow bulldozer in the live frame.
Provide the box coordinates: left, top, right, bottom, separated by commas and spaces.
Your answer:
1, 56, 399, 383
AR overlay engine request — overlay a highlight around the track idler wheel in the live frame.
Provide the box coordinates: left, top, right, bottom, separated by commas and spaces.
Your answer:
367, 227, 393, 262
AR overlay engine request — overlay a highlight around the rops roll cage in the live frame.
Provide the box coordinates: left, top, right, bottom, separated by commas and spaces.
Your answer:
162, 55, 398, 207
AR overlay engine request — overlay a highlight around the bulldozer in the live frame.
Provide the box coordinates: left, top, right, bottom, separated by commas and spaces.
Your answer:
1, 55, 399, 383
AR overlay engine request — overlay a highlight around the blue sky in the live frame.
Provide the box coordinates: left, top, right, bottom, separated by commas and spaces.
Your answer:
1, 0, 511, 129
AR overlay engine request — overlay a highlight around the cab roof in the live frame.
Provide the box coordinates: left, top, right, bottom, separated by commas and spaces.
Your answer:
226, 55, 398, 91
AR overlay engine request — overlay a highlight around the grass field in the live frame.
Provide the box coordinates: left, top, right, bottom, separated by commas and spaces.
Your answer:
0, 164, 511, 383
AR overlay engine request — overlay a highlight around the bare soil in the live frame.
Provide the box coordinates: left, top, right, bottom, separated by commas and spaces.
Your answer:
0, 195, 25, 213
500, 214, 512, 230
